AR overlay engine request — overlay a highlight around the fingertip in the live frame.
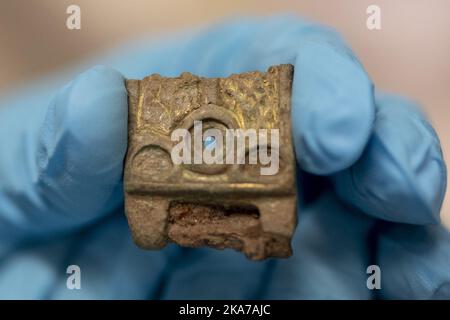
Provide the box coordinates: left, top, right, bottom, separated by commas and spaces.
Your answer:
62, 65, 128, 173
34, 66, 128, 226
333, 94, 446, 225
292, 41, 375, 175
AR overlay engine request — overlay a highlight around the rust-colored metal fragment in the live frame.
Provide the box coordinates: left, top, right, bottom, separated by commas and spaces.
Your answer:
124, 64, 297, 260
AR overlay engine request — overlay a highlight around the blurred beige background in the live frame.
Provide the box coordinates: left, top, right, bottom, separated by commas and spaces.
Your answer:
0, 0, 448, 226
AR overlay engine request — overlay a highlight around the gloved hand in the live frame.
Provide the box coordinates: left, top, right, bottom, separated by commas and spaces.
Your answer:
0, 15, 447, 299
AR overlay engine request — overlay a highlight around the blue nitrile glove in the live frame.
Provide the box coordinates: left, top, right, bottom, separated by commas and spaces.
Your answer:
0, 15, 447, 299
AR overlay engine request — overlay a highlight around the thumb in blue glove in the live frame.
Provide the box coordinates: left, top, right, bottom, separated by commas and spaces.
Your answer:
0, 66, 127, 240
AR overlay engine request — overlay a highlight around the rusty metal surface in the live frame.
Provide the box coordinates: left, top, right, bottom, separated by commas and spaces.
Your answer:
124, 64, 297, 260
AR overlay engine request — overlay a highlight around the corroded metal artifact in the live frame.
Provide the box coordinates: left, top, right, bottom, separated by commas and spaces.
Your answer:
124, 64, 297, 260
